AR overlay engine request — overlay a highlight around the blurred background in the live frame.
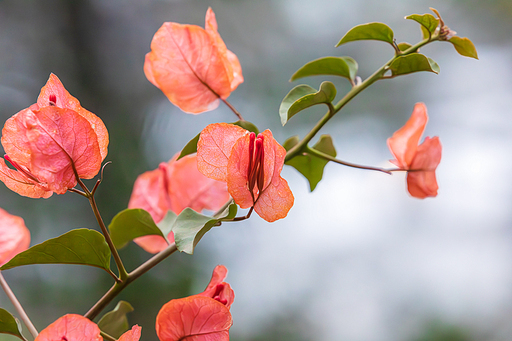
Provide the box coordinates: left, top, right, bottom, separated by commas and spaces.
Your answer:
0, 0, 511, 340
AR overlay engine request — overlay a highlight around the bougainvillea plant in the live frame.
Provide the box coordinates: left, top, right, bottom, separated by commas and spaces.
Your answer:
0, 6, 476, 341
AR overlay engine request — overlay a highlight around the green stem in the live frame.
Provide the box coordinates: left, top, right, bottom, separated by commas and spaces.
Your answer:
0, 271, 38, 338
85, 243, 178, 320
285, 34, 439, 161
305, 147, 392, 174
100, 331, 117, 341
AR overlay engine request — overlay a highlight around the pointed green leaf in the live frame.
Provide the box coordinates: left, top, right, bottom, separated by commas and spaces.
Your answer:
280, 82, 336, 126
172, 204, 237, 254
448, 36, 478, 59
98, 301, 134, 339
336, 22, 394, 47
1, 229, 111, 272
108, 208, 165, 249
177, 133, 200, 160
290, 56, 358, 82
0, 309, 27, 341
405, 14, 439, 39
389, 53, 440, 76
177, 121, 259, 160
284, 135, 337, 191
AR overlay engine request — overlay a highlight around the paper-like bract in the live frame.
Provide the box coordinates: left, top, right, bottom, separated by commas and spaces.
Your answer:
144, 8, 243, 114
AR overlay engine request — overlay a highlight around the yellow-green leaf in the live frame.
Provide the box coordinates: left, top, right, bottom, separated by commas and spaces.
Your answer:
336, 22, 394, 47
448, 36, 478, 59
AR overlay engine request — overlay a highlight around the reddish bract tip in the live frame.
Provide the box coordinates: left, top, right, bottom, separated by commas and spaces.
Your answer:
48, 94, 57, 106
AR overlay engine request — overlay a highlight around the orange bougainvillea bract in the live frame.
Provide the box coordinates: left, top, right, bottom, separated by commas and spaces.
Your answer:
156, 265, 234, 341
128, 153, 229, 253
387, 103, 442, 198
197, 123, 294, 222
35, 314, 102, 341
0, 208, 30, 266
144, 7, 243, 114
35, 314, 141, 341
0, 74, 109, 198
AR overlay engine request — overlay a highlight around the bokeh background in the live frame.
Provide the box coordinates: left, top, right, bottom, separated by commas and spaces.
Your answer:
1, 0, 511, 340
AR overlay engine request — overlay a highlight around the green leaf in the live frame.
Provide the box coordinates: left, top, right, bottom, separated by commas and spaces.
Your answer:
336, 22, 394, 47
280, 82, 336, 126
172, 204, 237, 254
177, 133, 200, 160
284, 135, 336, 191
157, 210, 178, 238
448, 36, 478, 59
108, 208, 165, 249
1, 229, 111, 272
232, 120, 259, 135
290, 56, 358, 82
98, 301, 134, 339
405, 13, 439, 39
0, 309, 27, 341
397, 42, 413, 52
388, 53, 440, 76
177, 121, 259, 160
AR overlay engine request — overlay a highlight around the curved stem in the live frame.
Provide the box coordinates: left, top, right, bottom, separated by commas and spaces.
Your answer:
87, 194, 128, 281
85, 243, 178, 320
305, 147, 392, 174
221, 98, 244, 121
0, 271, 38, 338
285, 35, 439, 161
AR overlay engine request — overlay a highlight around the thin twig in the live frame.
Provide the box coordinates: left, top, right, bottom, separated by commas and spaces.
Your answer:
0, 271, 38, 338
221, 98, 244, 121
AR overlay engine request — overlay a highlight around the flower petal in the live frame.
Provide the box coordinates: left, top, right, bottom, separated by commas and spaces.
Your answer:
407, 136, 442, 198
387, 102, 428, 169
0, 208, 30, 266
36, 74, 109, 161
1, 108, 33, 167
156, 296, 232, 341
129, 154, 229, 253
167, 154, 230, 214
26, 107, 102, 194
0, 158, 52, 198
199, 265, 235, 309
144, 8, 243, 114
35, 314, 102, 341
118, 325, 142, 341
197, 123, 248, 182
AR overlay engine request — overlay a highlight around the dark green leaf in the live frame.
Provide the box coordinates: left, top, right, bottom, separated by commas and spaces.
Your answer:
177, 133, 200, 160
232, 120, 259, 135
336, 22, 394, 47
98, 301, 134, 339
448, 36, 478, 59
284, 135, 337, 191
388, 53, 440, 76
177, 121, 259, 160
1, 229, 111, 272
172, 204, 237, 254
405, 14, 439, 39
290, 56, 358, 82
0, 309, 26, 341
280, 82, 336, 126
109, 209, 165, 249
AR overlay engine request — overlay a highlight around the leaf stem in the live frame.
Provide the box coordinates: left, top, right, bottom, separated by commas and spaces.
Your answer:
0, 271, 38, 338
85, 243, 178, 320
221, 98, 244, 121
305, 147, 392, 174
100, 331, 117, 341
285, 34, 439, 162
